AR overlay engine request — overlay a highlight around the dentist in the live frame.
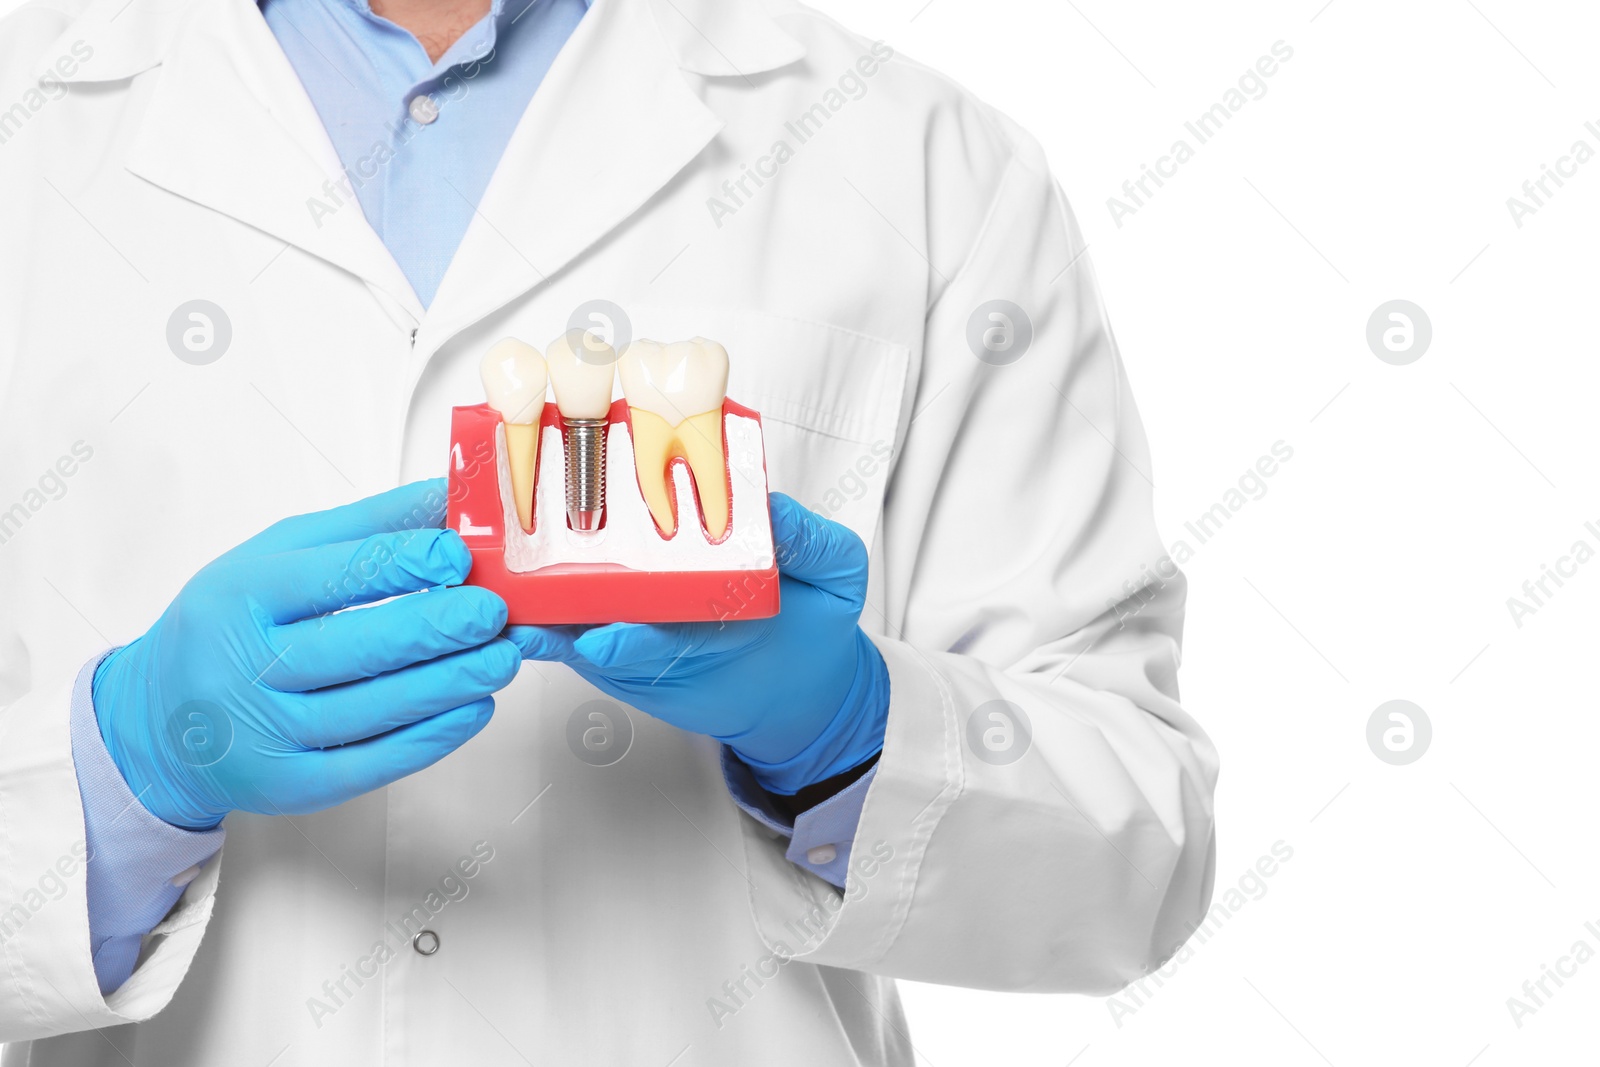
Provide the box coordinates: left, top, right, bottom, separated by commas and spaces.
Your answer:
0, 0, 1218, 1062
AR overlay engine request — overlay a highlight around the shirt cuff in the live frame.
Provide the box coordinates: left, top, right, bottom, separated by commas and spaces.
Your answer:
720, 747, 876, 889
71, 650, 226, 995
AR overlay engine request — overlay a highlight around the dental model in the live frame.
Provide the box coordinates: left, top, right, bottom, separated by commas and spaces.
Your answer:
451, 332, 776, 624
545, 329, 617, 531
479, 338, 547, 532
619, 338, 731, 541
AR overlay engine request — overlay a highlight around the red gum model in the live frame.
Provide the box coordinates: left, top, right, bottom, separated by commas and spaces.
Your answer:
447, 398, 781, 625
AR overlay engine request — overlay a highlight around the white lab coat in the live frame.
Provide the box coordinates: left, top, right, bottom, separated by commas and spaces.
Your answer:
0, 0, 1218, 1061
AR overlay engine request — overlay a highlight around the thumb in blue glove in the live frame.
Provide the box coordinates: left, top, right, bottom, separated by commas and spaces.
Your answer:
509, 493, 889, 795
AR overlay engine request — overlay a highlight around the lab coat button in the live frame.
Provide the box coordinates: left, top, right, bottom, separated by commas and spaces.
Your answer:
806, 844, 837, 865
412, 930, 441, 956
408, 94, 440, 125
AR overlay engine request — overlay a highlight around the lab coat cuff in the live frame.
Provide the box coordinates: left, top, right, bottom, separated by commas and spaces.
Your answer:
0, 650, 221, 1036
731, 632, 960, 972
71, 650, 226, 995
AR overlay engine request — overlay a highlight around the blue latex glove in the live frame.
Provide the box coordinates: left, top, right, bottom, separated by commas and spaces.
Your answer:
93, 480, 520, 830
511, 493, 889, 795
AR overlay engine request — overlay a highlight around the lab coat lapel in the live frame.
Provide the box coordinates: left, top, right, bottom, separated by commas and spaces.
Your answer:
121, 0, 424, 319
418, 0, 792, 346
56, 0, 810, 347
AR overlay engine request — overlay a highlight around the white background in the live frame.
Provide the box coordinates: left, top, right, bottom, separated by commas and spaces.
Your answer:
791, 2, 1600, 1065
6, 0, 1597, 1063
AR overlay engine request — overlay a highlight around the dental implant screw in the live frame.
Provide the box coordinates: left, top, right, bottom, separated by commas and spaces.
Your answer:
563, 418, 607, 531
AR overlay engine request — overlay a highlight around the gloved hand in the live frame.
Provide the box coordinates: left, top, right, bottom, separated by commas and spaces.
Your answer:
93, 480, 520, 830
511, 493, 889, 795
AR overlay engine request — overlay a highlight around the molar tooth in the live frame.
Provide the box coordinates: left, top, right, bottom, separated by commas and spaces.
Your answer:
619, 338, 730, 540
479, 338, 547, 532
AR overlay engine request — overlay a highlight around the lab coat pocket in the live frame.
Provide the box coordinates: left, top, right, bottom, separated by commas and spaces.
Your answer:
622, 306, 910, 549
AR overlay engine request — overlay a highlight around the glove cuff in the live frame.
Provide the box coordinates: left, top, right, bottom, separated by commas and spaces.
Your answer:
738, 629, 890, 795
92, 644, 226, 832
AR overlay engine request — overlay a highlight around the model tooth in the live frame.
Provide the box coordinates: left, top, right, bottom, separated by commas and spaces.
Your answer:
546, 330, 617, 530
619, 338, 730, 540
479, 338, 547, 532
544, 329, 617, 419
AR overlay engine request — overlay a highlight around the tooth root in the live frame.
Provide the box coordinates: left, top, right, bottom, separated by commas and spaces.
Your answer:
504, 422, 539, 532
629, 409, 681, 538
679, 410, 729, 540
626, 408, 729, 541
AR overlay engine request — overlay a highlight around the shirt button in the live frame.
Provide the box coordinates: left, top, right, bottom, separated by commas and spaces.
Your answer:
408, 94, 440, 125
412, 930, 441, 956
806, 844, 837, 865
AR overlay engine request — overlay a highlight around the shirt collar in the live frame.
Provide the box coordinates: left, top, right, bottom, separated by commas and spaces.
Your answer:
39, 0, 797, 84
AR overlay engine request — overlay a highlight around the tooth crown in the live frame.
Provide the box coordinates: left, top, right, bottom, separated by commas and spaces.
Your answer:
480, 338, 548, 425
618, 338, 729, 423
545, 329, 617, 420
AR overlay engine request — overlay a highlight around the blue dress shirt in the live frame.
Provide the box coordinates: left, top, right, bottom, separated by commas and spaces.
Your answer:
75, 0, 875, 996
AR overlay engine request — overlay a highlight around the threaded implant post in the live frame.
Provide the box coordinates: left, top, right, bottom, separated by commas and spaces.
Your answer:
563, 418, 607, 531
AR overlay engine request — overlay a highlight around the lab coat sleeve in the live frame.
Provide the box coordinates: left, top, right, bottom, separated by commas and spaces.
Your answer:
0, 654, 223, 1040
730, 129, 1219, 994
